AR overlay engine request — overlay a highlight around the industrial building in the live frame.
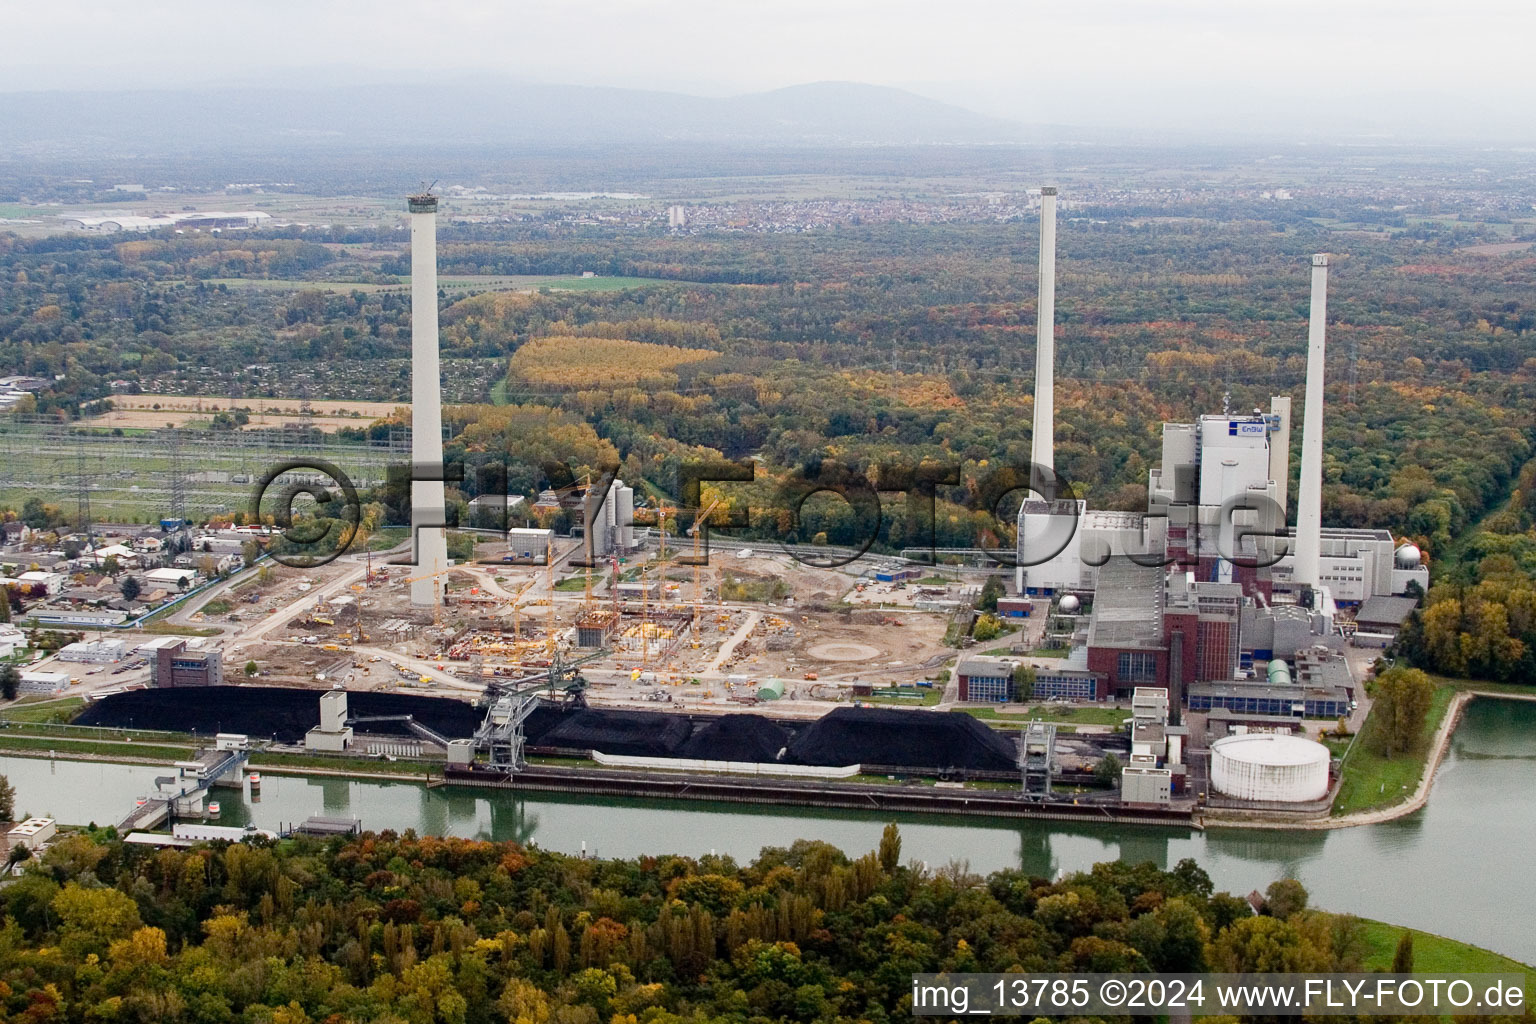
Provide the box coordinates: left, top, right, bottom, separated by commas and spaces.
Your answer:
1186, 678, 1349, 719
953, 653, 1105, 702
0, 624, 24, 659
505, 527, 554, 563
7, 818, 57, 851
583, 478, 637, 558
1120, 686, 1188, 796
1209, 733, 1331, 803
1004, 233, 1423, 726
144, 637, 224, 687
305, 690, 354, 752
62, 211, 273, 232
1121, 766, 1173, 804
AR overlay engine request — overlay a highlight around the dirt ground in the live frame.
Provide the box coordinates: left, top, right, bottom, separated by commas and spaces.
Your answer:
83, 394, 405, 433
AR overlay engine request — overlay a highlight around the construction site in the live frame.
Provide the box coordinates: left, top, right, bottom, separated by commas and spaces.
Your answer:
210, 534, 962, 715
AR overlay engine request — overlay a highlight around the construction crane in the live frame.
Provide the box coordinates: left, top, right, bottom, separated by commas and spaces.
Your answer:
402, 567, 452, 626
506, 578, 535, 637
349, 582, 369, 643
544, 533, 557, 657
656, 503, 673, 562
687, 497, 723, 631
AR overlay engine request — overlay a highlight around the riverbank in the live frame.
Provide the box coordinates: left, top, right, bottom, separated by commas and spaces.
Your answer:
6, 690, 1531, 834
1358, 918, 1534, 976
1209, 689, 1533, 831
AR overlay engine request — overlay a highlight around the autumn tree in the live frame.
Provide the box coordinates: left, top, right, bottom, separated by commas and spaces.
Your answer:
1370, 667, 1436, 758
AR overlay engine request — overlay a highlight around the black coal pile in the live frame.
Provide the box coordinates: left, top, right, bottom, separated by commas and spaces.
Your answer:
785, 706, 1018, 771
75, 686, 482, 744
679, 714, 790, 763
534, 708, 693, 758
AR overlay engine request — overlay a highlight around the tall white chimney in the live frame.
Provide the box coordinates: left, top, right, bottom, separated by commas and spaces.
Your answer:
1267, 395, 1291, 516
1031, 186, 1057, 483
1292, 254, 1329, 590
408, 192, 450, 608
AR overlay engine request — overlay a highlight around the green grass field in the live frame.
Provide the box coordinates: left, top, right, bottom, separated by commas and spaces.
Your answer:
1358, 918, 1532, 975
1, 697, 87, 724
1333, 684, 1457, 816
863, 687, 943, 707
0, 735, 197, 760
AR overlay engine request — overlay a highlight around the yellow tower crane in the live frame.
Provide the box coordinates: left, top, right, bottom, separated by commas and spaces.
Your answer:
544, 533, 557, 658
507, 578, 535, 638
402, 567, 452, 627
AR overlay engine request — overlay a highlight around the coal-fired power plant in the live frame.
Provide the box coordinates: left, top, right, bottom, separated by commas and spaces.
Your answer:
408, 192, 449, 608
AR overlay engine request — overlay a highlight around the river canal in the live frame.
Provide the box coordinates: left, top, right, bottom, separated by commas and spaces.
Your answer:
4, 697, 1530, 963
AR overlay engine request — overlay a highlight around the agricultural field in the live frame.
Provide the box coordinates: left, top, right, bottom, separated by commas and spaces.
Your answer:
508, 335, 719, 387
81, 394, 406, 433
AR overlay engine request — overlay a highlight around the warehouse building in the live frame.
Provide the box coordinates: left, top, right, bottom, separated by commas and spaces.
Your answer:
56, 638, 127, 663
504, 527, 554, 563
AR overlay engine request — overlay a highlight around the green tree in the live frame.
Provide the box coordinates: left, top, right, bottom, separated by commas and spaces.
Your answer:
1392, 931, 1415, 973
1011, 663, 1035, 702
0, 774, 13, 819
244, 660, 259, 677
0, 664, 18, 702
21, 497, 47, 529
976, 575, 1004, 612
1207, 914, 1319, 973
1095, 753, 1122, 786
878, 823, 901, 874
120, 576, 142, 602
1371, 667, 1435, 757
1264, 878, 1308, 920
51, 883, 143, 958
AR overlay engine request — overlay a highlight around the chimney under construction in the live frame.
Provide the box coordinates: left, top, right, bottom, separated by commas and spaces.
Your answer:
1292, 253, 1329, 591
1031, 185, 1058, 482
408, 192, 450, 608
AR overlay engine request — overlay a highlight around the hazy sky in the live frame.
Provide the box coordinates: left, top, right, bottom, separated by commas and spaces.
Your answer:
9, 0, 1534, 137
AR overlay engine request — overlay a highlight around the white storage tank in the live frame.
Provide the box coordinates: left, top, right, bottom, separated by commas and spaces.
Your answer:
1210, 733, 1330, 802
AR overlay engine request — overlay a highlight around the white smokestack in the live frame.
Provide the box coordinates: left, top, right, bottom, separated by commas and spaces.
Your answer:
1292, 254, 1329, 590
1267, 395, 1291, 516
408, 192, 450, 608
1031, 186, 1057, 482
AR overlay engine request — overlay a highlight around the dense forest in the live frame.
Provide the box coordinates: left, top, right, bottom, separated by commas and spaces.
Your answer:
2, 823, 1517, 1024
2, 183, 1535, 577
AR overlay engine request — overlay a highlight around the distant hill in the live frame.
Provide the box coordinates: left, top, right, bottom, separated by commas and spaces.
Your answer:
0, 78, 1037, 156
